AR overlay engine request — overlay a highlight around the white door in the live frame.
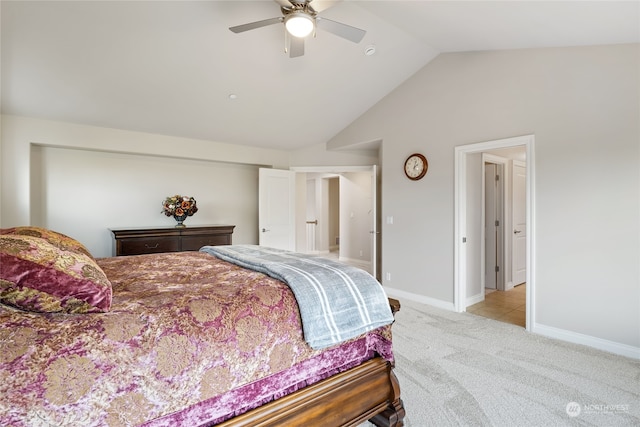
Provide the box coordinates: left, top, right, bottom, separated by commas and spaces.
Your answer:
370, 165, 378, 280
258, 168, 295, 250
512, 161, 527, 285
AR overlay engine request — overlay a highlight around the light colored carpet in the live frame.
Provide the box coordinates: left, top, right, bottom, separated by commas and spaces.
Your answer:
364, 299, 640, 426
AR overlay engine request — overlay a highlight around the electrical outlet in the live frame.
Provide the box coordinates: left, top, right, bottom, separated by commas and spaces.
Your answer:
386, 272, 391, 281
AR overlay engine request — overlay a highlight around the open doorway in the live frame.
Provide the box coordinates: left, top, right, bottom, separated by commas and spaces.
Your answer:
467, 149, 527, 327
292, 166, 379, 279
454, 135, 535, 331
301, 171, 375, 273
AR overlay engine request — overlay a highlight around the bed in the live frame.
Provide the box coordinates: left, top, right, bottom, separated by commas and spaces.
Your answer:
0, 227, 405, 426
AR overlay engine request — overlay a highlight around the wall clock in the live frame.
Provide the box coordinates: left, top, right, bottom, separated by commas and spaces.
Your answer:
404, 153, 428, 180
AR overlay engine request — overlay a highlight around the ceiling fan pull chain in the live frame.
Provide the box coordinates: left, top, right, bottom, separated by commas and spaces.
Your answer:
284, 28, 289, 53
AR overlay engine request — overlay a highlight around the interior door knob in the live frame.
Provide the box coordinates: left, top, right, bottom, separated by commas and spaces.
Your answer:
262, 228, 270, 233
514, 230, 522, 234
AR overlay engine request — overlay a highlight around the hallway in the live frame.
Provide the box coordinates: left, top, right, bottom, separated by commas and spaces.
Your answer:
467, 284, 526, 327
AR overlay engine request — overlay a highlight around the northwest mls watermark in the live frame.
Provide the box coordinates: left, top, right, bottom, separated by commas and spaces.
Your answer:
566, 401, 630, 418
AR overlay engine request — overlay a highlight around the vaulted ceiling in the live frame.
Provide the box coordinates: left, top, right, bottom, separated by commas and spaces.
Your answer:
2, 1, 638, 150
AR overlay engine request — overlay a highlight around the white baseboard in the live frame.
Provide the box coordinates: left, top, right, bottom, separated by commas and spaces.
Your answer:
466, 293, 484, 306
532, 323, 640, 360
383, 286, 456, 311
339, 257, 371, 272
383, 286, 640, 360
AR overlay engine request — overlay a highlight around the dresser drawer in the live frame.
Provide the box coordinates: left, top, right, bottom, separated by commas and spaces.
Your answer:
181, 234, 231, 251
111, 225, 235, 256
117, 237, 179, 256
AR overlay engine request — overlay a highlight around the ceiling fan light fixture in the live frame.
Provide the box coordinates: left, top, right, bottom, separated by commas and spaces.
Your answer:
285, 12, 314, 38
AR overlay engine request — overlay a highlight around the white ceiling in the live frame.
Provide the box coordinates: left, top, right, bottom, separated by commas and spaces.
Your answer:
2, 1, 638, 150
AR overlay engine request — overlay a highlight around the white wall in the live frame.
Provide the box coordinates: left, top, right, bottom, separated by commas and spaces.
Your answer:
328, 44, 640, 354
0, 115, 2, 226
465, 152, 483, 301
290, 141, 380, 167
0, 7, 3, 226
31, 146, 260, 257
1, 115, 291, 256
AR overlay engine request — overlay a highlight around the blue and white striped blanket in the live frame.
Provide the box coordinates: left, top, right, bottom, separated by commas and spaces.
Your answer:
200, 245, 394, 350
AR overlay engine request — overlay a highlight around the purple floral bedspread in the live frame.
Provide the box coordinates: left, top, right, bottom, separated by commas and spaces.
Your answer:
0, 252, 393, 426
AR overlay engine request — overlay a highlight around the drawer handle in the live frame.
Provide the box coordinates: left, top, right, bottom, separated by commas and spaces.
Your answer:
144, 243, 160, 249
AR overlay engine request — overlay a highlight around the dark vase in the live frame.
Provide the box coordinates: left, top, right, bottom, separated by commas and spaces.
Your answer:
173, 213, 188, 228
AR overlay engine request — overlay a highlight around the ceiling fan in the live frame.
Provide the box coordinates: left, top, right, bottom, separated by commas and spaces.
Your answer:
229, 0, 366, 58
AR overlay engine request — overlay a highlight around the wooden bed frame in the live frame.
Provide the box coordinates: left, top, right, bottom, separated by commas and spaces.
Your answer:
218, 299, 405, 427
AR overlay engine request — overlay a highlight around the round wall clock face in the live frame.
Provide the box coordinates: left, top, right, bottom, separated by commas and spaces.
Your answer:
404, 153, 428, 180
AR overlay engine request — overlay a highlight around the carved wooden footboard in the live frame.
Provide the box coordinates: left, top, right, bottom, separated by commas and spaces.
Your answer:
217, 357, 404, 427
218, 298, 405, 427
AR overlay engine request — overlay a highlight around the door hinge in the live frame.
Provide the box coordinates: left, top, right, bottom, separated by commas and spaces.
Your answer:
495, 265, 500, 273
495, 220, 500, 227
495, 174, 500, 181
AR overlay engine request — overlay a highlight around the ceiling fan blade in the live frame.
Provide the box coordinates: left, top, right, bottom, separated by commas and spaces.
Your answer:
273, 0, 293, 8
316, 17, 365, 43
229, 17, 283, 34
289, 36, 305, 58
309, 1, 341, 13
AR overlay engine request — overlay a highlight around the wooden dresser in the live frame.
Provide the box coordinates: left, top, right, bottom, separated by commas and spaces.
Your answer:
110, 225, 235, 256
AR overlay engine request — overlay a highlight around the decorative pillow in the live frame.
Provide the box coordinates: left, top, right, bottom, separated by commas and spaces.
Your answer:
0, 234, 112, 313
0, 226, 93, 258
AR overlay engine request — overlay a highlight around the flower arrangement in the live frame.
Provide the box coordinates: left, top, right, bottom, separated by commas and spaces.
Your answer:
162, 195, 198, 218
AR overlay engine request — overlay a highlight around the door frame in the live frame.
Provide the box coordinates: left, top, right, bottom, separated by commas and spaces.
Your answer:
454, 135, 535, 331
291, 165, 379, 279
